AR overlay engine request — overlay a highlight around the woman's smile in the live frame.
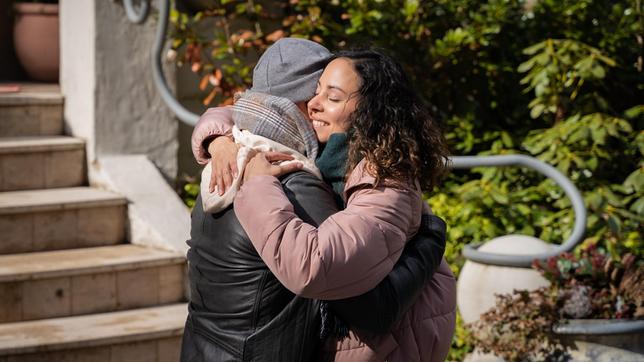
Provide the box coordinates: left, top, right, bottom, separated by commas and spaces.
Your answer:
311, 119, 330, 128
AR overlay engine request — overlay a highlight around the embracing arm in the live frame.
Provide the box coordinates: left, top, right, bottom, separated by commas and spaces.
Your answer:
234, 174, 419, 300
267, 171, 447, 335
192, 106, 243, 194
191, 106, 234, 165
329, 214, 447, 335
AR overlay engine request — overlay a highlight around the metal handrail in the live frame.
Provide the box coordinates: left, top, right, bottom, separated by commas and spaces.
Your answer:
153, 0, 201, 125
124, 0, 151, 24
452, 155, 586, 268
126, 0, 200, 125
125, 0, 588, 268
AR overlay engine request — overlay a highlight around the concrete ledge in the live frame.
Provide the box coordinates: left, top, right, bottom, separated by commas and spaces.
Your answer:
0, 136, 84, 154
0, 244, 184, 282
0, 83, 63, 106
0, 303, 187, 356
91, 155, 190, 255
0, 187, 126, 215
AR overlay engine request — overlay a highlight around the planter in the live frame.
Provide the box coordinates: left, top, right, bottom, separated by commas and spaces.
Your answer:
465, 320, 644, 361
553, 319, 644, 360
13, 3, 59, 82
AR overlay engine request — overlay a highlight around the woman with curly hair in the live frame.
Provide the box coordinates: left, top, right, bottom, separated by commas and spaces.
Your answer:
233, 49, 457, 361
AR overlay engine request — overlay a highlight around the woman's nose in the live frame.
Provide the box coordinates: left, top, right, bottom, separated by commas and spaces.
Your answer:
308, 93, 323, 114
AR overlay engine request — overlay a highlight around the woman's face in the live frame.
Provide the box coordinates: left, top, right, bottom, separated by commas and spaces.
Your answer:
307, 58, 361, 143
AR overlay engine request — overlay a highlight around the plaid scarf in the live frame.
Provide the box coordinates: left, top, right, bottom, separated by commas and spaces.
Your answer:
233, 91, 319, 162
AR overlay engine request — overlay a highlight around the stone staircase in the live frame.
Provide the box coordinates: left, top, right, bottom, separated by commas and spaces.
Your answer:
0, 84, 187, 362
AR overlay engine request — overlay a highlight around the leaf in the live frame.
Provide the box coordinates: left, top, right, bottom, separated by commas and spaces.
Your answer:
590, 127, 607, 144
239, 30, 254, 41
367, 10, 382, 20
516, 204, 531, 215
586, 157, 598, 170
266, 29, 285, 42
530, 104, 545, 119
623, 168, 644, 192
630, 198, 644, 216
517, 59, 535, 73
523, 41, 547, 55
199, 75, 209, 91
501, 132, 513, 148
404, 0, 419, 18
202, 87, 217, 106
624, 105, 644, 119
591, 65, 606, 78
596, 53, 617, 67
607, 214, 622, 234
586, 192, 604, 210
558, 158, 570, 173
491, 191, 509, 205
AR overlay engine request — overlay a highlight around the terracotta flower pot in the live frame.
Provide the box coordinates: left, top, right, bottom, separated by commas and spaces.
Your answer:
13, 3, 59, 82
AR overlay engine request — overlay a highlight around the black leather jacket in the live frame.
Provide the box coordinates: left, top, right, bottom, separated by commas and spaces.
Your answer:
181, 171, 445, 362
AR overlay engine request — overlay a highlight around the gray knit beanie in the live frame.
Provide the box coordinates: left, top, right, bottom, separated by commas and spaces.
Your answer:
251, 38, 331, 103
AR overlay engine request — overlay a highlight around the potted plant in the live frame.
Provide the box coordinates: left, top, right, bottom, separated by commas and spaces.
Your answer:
12, 0, 59, 82
469, 244, 643, 361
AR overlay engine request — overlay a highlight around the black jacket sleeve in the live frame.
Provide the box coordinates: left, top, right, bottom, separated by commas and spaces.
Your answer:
280, 171, 339, 225
328, 215, 447, 335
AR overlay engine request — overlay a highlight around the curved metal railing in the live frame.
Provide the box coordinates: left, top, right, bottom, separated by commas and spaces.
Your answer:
451, 155, 587, 267
124, 0, 150, 24
125, 0, 588, 269
126, 0, 200, 125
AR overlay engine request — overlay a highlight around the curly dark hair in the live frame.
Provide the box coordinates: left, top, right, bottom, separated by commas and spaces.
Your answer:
334, 49, 450, 190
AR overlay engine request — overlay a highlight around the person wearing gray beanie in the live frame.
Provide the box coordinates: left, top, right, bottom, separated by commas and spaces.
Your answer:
183, 38, 337, 361
191, 37, 332, 168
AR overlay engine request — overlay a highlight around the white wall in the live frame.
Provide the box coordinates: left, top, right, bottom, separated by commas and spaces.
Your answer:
60, 0, 96, 162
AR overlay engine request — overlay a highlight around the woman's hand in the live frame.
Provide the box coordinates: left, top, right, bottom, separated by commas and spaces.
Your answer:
207, 135, 241, 195
242, 151, 303, 184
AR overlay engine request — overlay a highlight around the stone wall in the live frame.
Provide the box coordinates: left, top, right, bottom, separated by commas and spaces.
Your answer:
60, 0, 178, 181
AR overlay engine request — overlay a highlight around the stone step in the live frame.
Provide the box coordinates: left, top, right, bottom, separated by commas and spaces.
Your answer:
0, 303, 186, 361
0, 136, 85, 191
0, 245, 186, 323
0, 83, 64, 138
0, 187, 127, 254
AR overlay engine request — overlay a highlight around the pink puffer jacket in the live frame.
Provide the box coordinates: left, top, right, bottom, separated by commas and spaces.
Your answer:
191, 106, 234, 165
235, 162, 456, 361
193, 107, 457, 361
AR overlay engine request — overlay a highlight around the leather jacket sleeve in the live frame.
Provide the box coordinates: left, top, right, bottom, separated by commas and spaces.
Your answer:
280, 171, 339, 226
329, 215, 447, 335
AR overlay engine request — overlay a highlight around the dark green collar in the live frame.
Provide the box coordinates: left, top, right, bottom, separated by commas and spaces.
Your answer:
315, 133, 349, 207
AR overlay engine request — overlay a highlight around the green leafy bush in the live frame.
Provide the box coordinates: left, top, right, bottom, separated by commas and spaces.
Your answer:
170, 0, 643, 359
